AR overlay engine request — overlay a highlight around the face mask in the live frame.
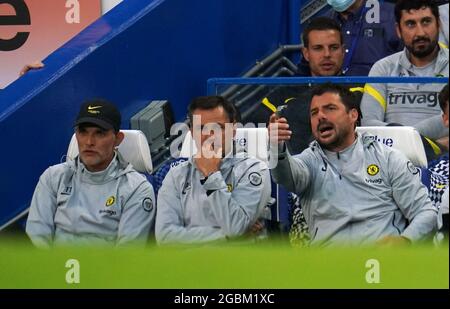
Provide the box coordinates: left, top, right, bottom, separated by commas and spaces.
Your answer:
327, 0, 356, 12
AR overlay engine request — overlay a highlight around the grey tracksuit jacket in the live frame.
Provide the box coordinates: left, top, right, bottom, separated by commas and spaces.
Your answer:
360, 47, 449, 140
26, 152, 155, 248
155, 153, 271, 245
270, 133, 437, 246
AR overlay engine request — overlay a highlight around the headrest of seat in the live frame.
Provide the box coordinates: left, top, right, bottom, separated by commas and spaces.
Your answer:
234, 128, 269, 163
356, 126, 427, 167
179, 127, 269, 163
67, 129, 153, 173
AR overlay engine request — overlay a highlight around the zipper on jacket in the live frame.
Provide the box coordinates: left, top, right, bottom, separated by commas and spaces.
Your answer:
313, 227, 318, 240
321, 158, 328, 171
392, 213, 401, 235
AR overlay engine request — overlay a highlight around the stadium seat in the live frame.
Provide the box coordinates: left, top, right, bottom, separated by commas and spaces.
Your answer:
66, 129, 153, 174
356, 126, 428, 168
152, 157, 188, 196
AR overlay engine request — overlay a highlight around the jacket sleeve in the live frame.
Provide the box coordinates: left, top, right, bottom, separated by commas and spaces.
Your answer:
155, 168, 225, 245
388, 150, 438, 241
116, 180, 156, 247
25, 168, 57, 249
360, 61, 388, 126
269, 143, 312, 194
201, 161, 271, 237
413, 114, 448, 140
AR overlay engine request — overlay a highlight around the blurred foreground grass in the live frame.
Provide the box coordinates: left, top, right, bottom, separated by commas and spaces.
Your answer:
0, 237, 447, 288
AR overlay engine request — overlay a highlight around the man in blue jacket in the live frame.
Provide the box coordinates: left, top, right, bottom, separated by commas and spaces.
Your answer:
324, 0, 403, 76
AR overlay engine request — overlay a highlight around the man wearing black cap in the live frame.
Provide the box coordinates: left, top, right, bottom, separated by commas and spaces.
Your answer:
74, 99, 124, 172
26, 99, 156, 248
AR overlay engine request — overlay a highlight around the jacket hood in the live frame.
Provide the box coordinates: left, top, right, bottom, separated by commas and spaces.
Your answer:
68, 151, 134, 184
308, 132, 377, 158
399, 46, 449, 75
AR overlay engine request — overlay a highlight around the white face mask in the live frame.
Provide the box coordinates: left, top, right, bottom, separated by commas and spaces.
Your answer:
327, 0, 356, 12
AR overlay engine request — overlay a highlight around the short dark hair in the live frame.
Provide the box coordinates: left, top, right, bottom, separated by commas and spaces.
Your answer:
310, 83, 361, 126
395, 0, 439, 24
187, 96, 240, 125
439, 84, 449, 112
302, 17, 343, 48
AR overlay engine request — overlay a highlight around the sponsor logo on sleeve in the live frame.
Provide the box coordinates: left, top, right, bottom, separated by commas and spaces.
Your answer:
248, 172, 262, 186
142, 198, 153, 212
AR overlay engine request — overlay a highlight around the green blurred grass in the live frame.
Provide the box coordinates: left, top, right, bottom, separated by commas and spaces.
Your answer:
0, 238, 447, 289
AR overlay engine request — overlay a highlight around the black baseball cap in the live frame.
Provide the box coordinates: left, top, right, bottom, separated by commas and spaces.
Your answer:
74, 99, 121, 132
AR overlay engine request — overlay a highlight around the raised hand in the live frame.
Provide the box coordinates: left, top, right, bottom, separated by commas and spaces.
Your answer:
268, 113, 292, 146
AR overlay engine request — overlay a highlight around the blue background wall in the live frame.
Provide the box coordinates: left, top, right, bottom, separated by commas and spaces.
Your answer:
0, 0, 294, 227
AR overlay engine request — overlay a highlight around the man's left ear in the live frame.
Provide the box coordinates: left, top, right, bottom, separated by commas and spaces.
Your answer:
395, 23, 401, 39
115, 131, 125, 147
350, 109, 359, 123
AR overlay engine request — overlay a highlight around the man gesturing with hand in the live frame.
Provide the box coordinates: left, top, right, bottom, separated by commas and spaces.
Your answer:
269, 84, 437, 246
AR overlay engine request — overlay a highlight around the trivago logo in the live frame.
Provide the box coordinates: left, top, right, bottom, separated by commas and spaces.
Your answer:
388, 92, 439, 108
367, 135, 394, 147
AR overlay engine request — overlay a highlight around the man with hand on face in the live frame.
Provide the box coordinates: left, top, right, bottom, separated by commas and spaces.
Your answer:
26, 99, 156, 248
269, 84, 437, 246
155, 96, 271, 245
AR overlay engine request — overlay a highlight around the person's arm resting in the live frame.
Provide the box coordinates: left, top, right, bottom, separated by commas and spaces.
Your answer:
117, 181, 156, 247
155, 169, 225, 245
201, 162, 271, 237
26, 168, 58, 248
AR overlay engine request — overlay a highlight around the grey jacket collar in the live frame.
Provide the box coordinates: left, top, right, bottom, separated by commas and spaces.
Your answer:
187, 149, 251, 172
308, 132, 377, 160
69, 151, 133, 184
399, 46, 449, 75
